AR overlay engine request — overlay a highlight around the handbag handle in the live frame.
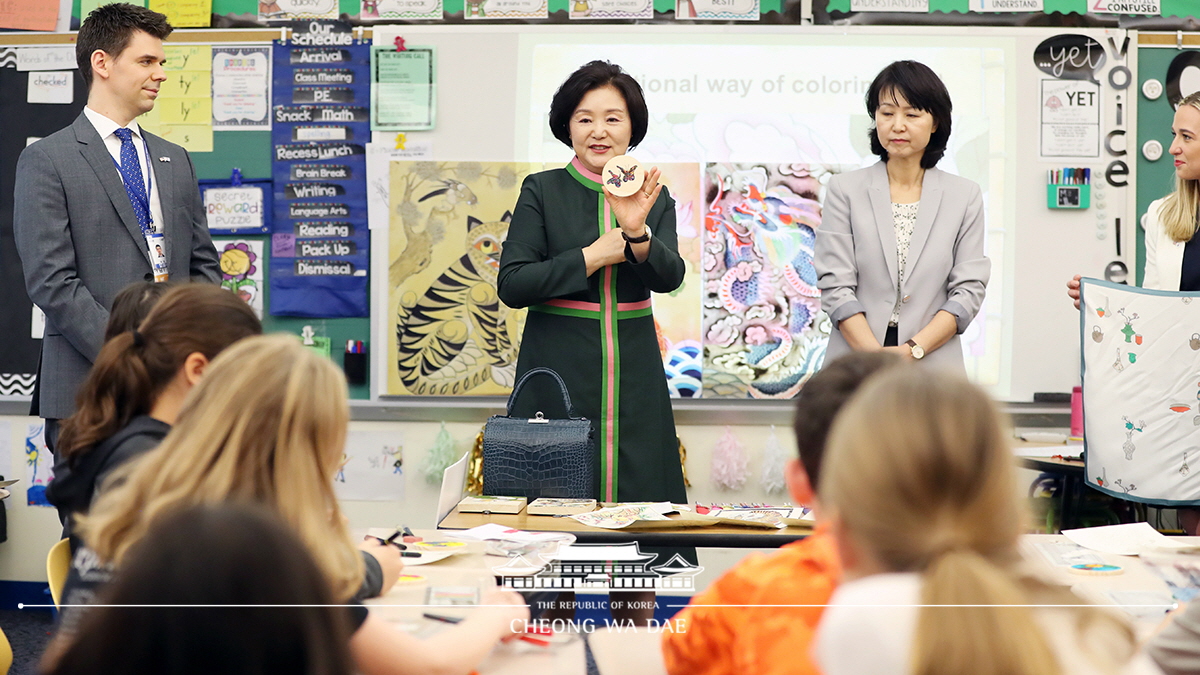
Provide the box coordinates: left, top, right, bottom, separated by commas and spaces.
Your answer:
506, 367, 580, 419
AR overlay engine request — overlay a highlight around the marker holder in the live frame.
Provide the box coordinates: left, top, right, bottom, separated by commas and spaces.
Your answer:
1047, 183, 1091, 210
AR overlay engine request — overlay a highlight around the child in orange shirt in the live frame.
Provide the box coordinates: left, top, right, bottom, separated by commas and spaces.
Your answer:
662, 352, 903, 675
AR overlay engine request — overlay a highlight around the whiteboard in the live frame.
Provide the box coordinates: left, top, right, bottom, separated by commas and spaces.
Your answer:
370, 25, 1137, 402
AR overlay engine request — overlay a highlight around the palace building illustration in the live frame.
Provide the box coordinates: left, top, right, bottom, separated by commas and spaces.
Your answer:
495, 542, 703, 591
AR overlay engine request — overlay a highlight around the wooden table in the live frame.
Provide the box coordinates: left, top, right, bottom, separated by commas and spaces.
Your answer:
437, 506, 812, 548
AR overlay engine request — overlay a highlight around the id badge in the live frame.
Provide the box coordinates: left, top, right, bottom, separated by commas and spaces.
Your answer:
146, 232, 169, 283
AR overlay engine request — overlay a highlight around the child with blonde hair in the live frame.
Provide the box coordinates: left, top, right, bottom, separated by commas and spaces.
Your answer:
61, 335, 527, 675
813, 368, 1161, 675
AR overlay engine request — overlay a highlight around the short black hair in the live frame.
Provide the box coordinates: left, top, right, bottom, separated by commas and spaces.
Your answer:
866, 60, 953, 170
548, 61, 648, 150
76, 3, 173, 90
793, 352, 903, 489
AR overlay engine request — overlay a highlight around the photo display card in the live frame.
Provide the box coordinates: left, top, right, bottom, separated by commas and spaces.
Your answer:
270, 23, 371, 318
1081, 278, 1200, 506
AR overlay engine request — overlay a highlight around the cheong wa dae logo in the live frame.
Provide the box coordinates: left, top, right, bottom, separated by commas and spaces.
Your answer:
493, 542, 703, 591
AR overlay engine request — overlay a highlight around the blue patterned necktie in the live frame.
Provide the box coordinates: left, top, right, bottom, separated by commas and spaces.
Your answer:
113, 127, 151, 236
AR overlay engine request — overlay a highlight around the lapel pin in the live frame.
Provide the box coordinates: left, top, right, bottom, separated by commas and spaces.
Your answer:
158, 156, 170, 162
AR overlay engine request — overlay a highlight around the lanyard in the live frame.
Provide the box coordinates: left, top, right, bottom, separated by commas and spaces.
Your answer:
111, 133, 154, 235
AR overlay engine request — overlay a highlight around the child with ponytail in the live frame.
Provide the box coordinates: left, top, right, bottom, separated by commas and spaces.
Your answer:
47, 283, 261, 547
813, 368, 1161, 675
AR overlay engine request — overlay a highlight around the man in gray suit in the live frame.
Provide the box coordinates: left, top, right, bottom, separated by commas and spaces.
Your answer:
14, 3, 220, 452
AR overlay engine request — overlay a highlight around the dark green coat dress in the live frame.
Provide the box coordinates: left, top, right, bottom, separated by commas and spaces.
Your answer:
497, 158, 688, 505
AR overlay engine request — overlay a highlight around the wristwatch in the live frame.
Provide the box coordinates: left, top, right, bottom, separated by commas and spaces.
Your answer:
905, 339, 925, 360
622, 226, 651, 244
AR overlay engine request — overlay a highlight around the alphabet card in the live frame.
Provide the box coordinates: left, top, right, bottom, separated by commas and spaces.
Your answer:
1081, 278, 1200, 506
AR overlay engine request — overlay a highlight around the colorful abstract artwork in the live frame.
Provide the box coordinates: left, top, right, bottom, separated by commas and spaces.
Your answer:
654, 163, 703, 398
387, 162, 536, 395
702, 163, 830, 399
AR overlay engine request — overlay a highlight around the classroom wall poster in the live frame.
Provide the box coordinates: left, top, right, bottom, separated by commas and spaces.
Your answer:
463, 0, 548, 19
0, 421, 11, 485
1040, 78, 1101, 159
271, 23, 371, 318
1081, 279, 1200, 505
362, 0, 443, 20
370, 46, 436, 132
386, 161, 534, 396
149, 0, 211, 27
676, 0, 758, 20
212, 46, 272, 131
570, 0, 653, 20
335, 430, 405, 501
260, 0, 339, 20
24, 422, 52, 507
141, 45, 213, 153
218, 240, 265, 318
702, 163, 830, 399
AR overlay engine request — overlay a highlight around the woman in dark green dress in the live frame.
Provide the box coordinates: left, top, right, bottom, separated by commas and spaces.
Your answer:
497, 61, 688, 508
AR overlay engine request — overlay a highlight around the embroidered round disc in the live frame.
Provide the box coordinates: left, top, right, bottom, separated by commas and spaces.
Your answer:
601, 155, 646, 197
1068, 563, 1123, 576
413, 540, 468, 552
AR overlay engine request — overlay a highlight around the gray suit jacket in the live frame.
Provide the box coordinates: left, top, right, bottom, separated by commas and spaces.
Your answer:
815, 161, 990, 372
13, 112, 220, 419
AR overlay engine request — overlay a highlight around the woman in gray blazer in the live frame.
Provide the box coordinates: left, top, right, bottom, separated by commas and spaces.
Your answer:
815, 61, 990, 372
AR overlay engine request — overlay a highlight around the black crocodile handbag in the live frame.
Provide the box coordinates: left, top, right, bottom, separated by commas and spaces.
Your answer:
482, 367, 595, 500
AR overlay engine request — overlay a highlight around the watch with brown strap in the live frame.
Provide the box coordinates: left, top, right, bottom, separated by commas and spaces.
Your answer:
905, 339, 925, 360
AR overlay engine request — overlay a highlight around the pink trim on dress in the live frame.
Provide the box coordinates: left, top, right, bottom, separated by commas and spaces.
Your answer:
571, 156, 604, 182
543, 298, 652, 312
602, 200, 617, 502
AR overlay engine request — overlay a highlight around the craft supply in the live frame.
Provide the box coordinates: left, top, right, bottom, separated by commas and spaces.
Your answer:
1069, 563, 1123, 576
457, 495, 527, 514
423, 612, 463, 624
393, 574, 427, 586
413, 540, 469, 553
1046, 167, 1092, 209
601, 154, 645, 197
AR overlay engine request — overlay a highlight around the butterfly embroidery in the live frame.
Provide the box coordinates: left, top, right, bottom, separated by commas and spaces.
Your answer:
605, 163, 639, 189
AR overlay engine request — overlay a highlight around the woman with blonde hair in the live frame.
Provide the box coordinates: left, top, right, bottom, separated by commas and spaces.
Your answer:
813, 368, 1162, 675
64, 335, 528, 675
1068, 91, 1200, 534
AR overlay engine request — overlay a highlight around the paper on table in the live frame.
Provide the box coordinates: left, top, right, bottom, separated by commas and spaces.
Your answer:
571, 503, 679, 529
1104, 590, 1177, 620
1013, 444, 1079, 458
447, 523, 563, 543
1063, 522, 1200, 556
1030, 540, 1105, 567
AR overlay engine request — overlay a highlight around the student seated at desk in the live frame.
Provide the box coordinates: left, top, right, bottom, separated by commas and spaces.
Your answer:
55, 335, 528, 675
661, 352, 903, 675
47, 284, 260, 546
44, 503, 356, 675
813, 368, 1161, 675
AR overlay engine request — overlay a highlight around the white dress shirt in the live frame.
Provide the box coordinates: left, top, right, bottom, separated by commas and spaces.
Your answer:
83, 106, 165, 236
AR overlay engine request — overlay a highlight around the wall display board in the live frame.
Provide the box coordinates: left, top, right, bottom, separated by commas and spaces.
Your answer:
271, 22, 371, 317
1080, 278, 1200, 506
0, 49, 87, 397
369, 26, 1135, 402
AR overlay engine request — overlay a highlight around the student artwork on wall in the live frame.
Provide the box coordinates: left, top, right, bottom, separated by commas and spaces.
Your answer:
1081, 278, 1200, 506
654, 163, 703, 398
218, 240, 265, 318
386, 161, 535, 396
334, 430, 405, 502
701, 163, 830, 399
24, 422, 52, 507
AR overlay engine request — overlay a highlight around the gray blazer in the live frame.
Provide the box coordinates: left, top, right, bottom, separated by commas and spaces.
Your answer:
815, 161, 989, 372
13, 112, 220, 419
